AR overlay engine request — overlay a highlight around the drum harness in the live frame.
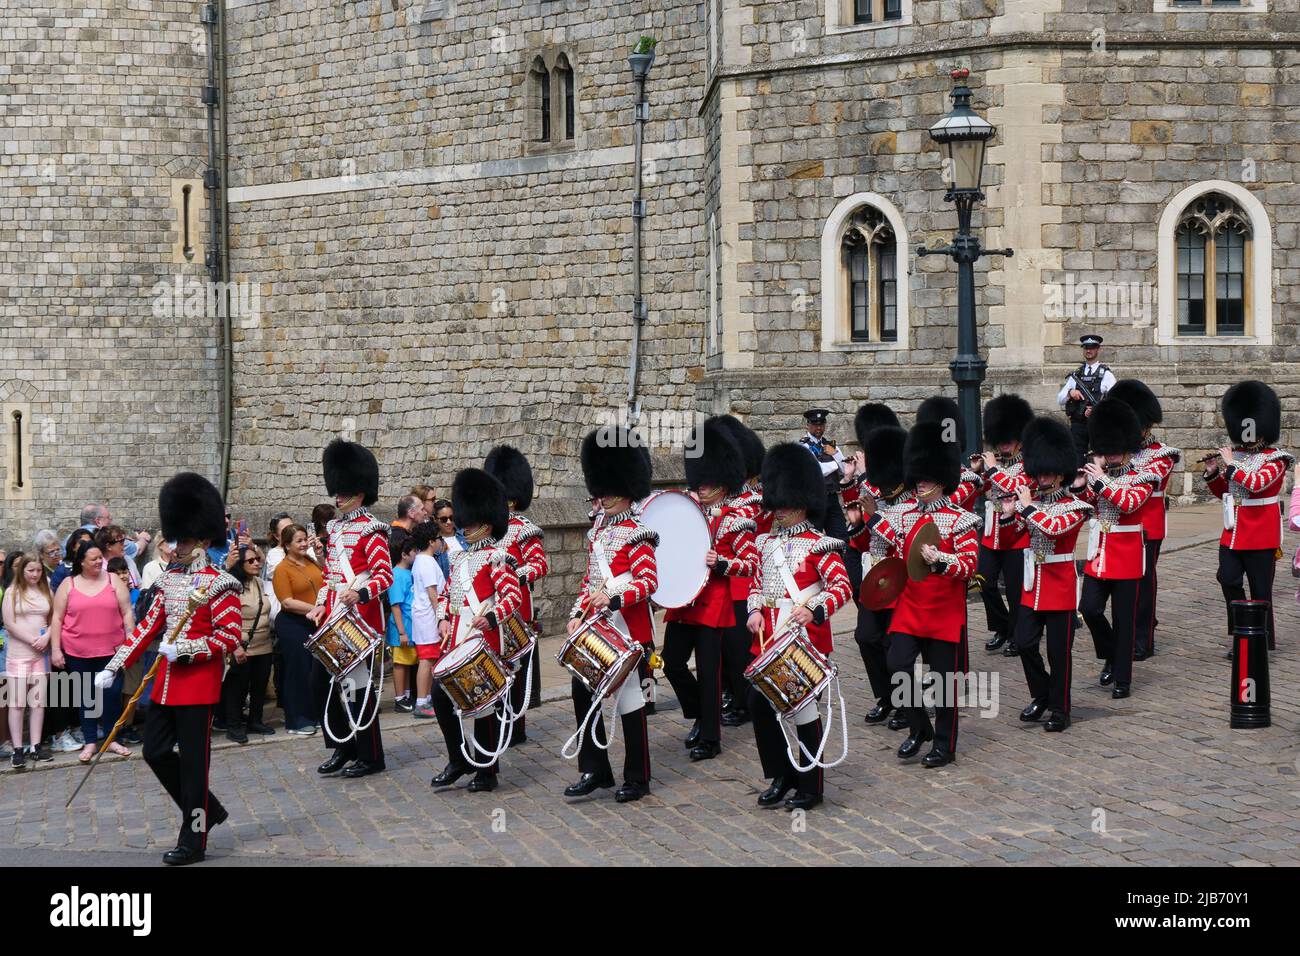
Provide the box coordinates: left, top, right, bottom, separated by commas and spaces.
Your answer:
768, 546, 849, 771
448, 556, 525, 769
561, 537, 644, 760
321, 546, 383, 743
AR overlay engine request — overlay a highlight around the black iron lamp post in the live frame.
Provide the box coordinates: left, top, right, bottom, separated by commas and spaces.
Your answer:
916, 68, 1014, 457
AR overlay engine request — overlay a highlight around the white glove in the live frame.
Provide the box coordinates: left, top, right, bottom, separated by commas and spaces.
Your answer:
158, 642, 179, 663
94, 669, 115, 690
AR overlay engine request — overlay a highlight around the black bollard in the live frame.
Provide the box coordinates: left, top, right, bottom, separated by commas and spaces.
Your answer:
1229, 599, 1271, 729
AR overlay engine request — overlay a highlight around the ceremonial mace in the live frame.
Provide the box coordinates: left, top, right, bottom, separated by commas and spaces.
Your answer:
65, 586, 209, 808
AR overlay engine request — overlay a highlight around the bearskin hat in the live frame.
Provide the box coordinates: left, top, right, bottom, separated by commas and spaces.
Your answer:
854, 403, 901, 449
159, 472, 226, 545
685, 417, 746, 496
761, 442, 826, 523
983, 393, 1034, 448
323, 439, 380, 506
903, 422, 961, 495
1106, 379, 1162, 431
1223, 380, 1281, 445
916, 395, 963, 436
451, 468, 509, 541
1022, 417, 1078, 482
1088, 398, 1143, 456
580, 427, 653, 501
484, 445, 534, 511
714, 414, 765, 480
865, 425, 907, 493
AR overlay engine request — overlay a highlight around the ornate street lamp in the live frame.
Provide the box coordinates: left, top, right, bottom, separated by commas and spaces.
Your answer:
917, 68, 1014, 457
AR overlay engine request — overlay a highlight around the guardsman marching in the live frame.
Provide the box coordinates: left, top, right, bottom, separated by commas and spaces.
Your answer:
97, 473, 242, 865
429, 469, 525, 793
714, 414, 767, 727
884, 423, 980, 769
1012, 418, 1093, 733
564, 428, 658, 804
1105, 381, 1180, 660
662, 417, 758, 762
308, 439, 393, 779
1058, 333, 1117, 467
1077, 400, 1151, 700
845, 424, 913, 726
484, 445, 548, 744
1203, 380, 1293, 652
970, 394, 1035, 657
745, 443, 852, 811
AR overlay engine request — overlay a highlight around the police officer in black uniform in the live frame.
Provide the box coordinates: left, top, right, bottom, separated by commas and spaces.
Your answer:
799, 409, 858, 592
1058, 334, 1117, 467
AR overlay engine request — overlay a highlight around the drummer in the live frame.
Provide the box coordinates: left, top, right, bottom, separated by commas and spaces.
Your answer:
844, 424, 913, 727
745, 443, 853, 812
563, 428, 659, 804
661, 417, 758, 763
430, 469, 524, 793
306, 440, 393, 780
484, 445, 548, 745
883, 422, 980, 769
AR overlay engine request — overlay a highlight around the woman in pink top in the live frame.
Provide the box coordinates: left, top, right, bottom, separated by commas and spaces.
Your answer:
49, 540, 135, 762
2, 554, 53, 769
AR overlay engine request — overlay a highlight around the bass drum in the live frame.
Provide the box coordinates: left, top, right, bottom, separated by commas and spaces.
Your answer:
637, 490, 711, 610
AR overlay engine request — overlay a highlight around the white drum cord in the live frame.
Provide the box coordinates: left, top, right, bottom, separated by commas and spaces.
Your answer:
322, 645, 384, 743
779, 674, 850, 771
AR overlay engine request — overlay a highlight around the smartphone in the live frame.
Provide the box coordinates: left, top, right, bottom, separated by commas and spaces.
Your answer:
237, 519, 248, 537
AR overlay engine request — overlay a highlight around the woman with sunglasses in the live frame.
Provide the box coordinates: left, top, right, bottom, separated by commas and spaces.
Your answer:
432, 499, 466, 580
220, 544, 276, 743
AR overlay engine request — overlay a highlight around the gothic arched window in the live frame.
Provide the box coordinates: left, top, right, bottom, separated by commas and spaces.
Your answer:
840, 206, 898, 343
1175, 193, 1251, 337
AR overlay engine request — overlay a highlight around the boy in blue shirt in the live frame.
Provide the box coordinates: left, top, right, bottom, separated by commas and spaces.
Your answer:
387, 539, 419, 713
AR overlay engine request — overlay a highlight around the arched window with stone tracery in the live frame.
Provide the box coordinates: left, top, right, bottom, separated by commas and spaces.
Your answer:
840, 206, 898, 344
1175, 193, 1251, 337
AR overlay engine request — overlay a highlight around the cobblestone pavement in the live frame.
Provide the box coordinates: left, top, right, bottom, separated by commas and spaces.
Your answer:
4, 511, 1300, 866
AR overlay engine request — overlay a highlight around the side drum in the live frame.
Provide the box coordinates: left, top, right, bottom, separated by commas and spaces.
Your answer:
744, 629, 835, 716
305, 605, 383, 681
556, 615, 643, 700
432, 636, 512, 718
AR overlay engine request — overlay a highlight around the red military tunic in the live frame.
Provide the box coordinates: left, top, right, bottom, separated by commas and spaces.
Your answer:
316, 508, 394, 634
978, 456, 1031, 550
438, 538, 524, 655
499, 513, 547, 624
109, 558, 242, 706
887, 500, 980, 643
1016, 489, 1093, 611
949, 466, 984, 513
1205, 447, 1293, 551
745, 522, 852, 656
1081, 467, 1152, 580
664, 497, 758, 629
728, 483, 770, 601
1132, 438, 1181, 542
570, 510, 659, 646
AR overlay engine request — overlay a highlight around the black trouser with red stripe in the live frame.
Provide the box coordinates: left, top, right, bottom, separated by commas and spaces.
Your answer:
432, 685, 500, 777
142, 703, 227, 852
1081, 576, 1139, 689
312, 658, 385, 767
571, 678, 650, 786
1134, 539, 1163, 657
1013, 606, 1075, 715
978, 545, 1024, 640
662, 621, 723, 745
721, 599, 755, 712
748, 687, 823, 796
886, 631, 968, 757
1217, 546, 1277, 650
854, 605, 894, 711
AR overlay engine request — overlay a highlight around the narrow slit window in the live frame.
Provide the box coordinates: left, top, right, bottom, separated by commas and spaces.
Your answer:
10, 410, 22, 489
181, 184, 194, 261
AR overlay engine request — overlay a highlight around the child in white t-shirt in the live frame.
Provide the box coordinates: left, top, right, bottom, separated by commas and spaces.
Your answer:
409, 522, 447, 718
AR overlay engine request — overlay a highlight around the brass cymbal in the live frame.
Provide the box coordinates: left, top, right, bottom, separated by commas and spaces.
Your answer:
860, 556, 905, 611
906, 520, 942, 581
